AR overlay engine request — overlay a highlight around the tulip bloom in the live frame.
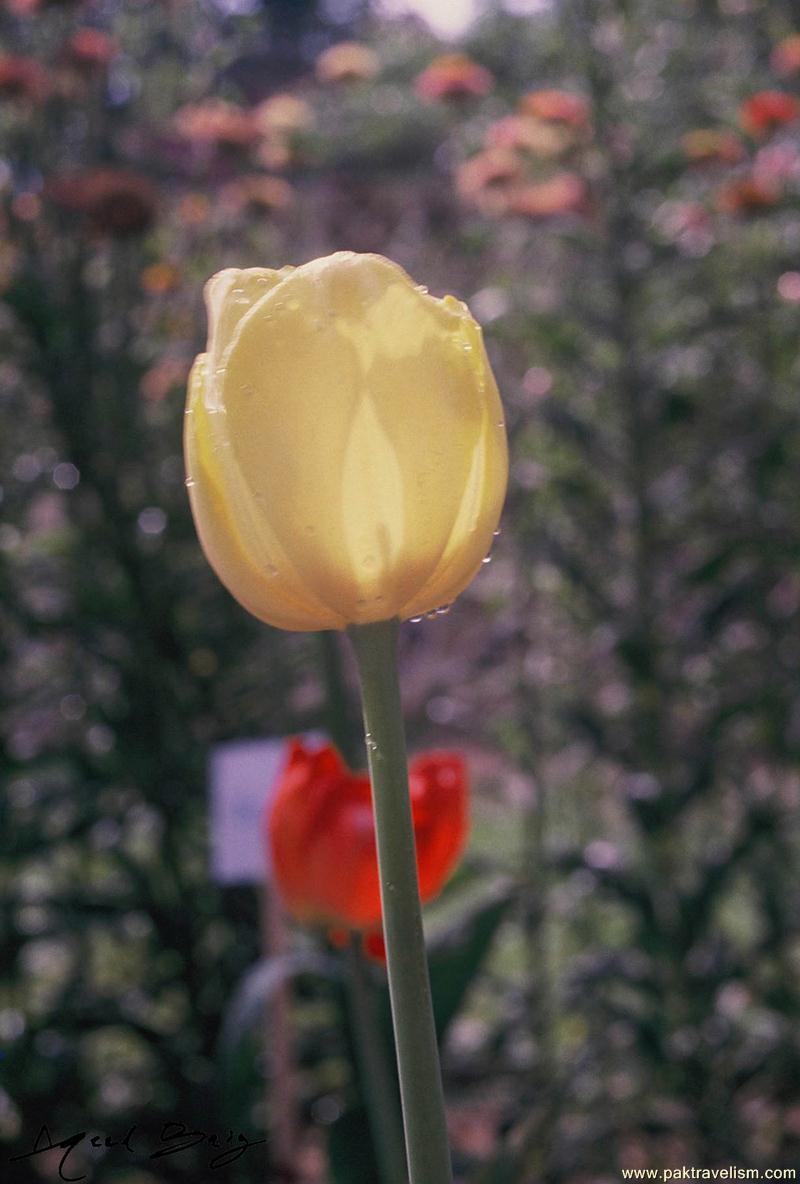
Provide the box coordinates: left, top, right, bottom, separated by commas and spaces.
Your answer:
266, 739, 468, 933
184, 252, 507, 631
739, 91, 800, 137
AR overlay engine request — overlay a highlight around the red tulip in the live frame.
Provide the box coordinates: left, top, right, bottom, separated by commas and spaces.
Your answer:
739, 91, 800, 137
266, 739, 468, 934
414, 53, 493, 102
771, 34, 800, 77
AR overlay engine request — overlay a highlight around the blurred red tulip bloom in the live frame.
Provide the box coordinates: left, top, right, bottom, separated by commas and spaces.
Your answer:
509, 172, 590, 219
66, 28, 118, 71
266, 739, 468, 933
739, 91, 800, 137
173, 100, 256, 148
0, 55, 49, 102
518, 88, 590, 129
48, 168, 158, 237
715, 174, 781, 214
415, 53, 493, 102
771, 34, 800, 76
315, 41, 379, 84
456, 148, 525, 215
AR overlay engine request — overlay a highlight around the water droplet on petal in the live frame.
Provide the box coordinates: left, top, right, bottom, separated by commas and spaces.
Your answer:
482, 555, 492, 565
493, 528, 502, 537
462, 342, 473, 353
409, 615, 423, 624
435, 604, 451, 616
184, 477, 195, 488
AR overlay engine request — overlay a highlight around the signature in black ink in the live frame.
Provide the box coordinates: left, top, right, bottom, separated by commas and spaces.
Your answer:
9, 1120, 267, 1180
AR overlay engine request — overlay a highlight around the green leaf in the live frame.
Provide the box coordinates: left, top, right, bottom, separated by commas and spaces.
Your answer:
327, 1106, 382, 1184
427, 882, 513, 1041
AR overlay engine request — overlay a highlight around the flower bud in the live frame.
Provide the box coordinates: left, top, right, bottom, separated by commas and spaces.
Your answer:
266, 739, 468, 930
184, 251, 508, 630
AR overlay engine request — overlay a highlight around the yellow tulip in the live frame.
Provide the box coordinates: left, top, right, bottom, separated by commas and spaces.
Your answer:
184, 251, 508, 631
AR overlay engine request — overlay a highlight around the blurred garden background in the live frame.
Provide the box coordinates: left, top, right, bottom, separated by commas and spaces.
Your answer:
3, 0, 800, 1180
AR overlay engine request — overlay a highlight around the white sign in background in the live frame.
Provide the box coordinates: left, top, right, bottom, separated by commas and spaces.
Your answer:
209, 734, 323, 885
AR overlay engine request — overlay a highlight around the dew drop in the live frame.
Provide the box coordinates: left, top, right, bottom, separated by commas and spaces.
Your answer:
497, 419, 506, 429
462, 342, 473, 353
184, 406, 194, 416
365, 732, 378, 753
415, 284, 429, 295
493, 528, 502, 537
424, 610, 438, 620
482, 555, 492, 565
435, 604, 451, 616
232, 289, 249, 306
184, 477, 195, 488
409, 615, 423, 624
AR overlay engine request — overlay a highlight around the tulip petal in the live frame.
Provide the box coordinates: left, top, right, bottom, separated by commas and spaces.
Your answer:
220, 252, 507, 623
185, 356, 344, 630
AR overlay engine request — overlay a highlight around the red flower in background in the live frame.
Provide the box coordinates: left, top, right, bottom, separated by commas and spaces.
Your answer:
415, 53, 493, 102
509, 171, 590, 219
0, 55, 49, 102
315, 41, 380, 84
739, 91, 800, 137
771, 34, 800, 76
266, 739, 468, 934
173, 100, 256, 148
715, 174, 781, 215
66, 28, 118, 71
518, 88, 590, 130
48, 168, 158, 237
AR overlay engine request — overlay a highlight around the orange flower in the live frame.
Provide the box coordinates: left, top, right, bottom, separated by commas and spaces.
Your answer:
681, 128, 744, 166
140, 261, 181, 295
518, 88, 590, 129
219, 174, 294, 215
739, 90, 800, 137
485, 114, 573, 158
771, 34, 800, 76
65, 28, 118, 70
48, 168, 158, 237
456, 148, 525, 215
715, 174, 781, 214
315, 41, 379, 84
0, 55, 49, 102
173, 100, 256, 147
509, 172, 589, 219
266, 739, 468, 933
252, 93, 314, 135
415, 53, 493, 102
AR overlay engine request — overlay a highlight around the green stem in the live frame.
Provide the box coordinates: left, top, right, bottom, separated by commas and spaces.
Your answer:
347, 619, 453, 1184
345, 936, 408, 1184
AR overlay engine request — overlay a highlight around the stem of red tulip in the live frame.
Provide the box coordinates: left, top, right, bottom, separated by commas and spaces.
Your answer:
347, 619, 454, 1184
345, 936, 408, 1184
